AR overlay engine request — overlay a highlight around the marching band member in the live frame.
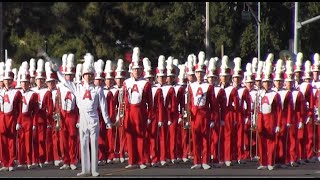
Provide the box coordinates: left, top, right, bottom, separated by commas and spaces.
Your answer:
16, 62, 38, 170
219, 55, 240, 167
147, 57, 165, 167
112, 59, 128, 163
298, 60, 316, 163
55, 52, 112, 177
123, 47, 153, 169
58, 54, 80, 170
31, 58, 53, 168
272, 59, 294, 168
256, 61, 281, 171
207, 57, 226, 167
165, 56, 178, 164
102, 60, 116, 164
0, 59, 22, 171
283, 59, 299, 167
312, 53, 320, 162
188, 53, 218, 169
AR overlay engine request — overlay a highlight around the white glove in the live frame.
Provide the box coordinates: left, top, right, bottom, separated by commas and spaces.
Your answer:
167, 121, 172, 126
286, 123, 291, 127
184, 121, 190, 128
76, 123, 80, 128
106, 123, 112, 129
220, 121, 225, 126
298, 122, 303, 129
245, 118, 249, 125
32, 126, 36, 130
210, 122, 215, 128
158, 121, 163, 127
16, 124, 21, 131
306, 116, 311, 124
47, 125, 51, 129
147, 119, 151, 125
275, 126, 280, 133
178, 118, 183, 124
183, 110, 188, 118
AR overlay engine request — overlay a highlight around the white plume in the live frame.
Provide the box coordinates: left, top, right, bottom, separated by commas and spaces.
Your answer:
285, 59, 294, 75
275, 59, 284, 73
104, 60, 113, 73
116, 59, 125, 72
313, 53, 319, 65
221, 55, 229, 69
246, 63, 253, 75
257, 61, 264, 74
158, 55, 166, 70
296, 52, 303, 66
76, 64, 83, 74
178, 64, 186, 79
143, 58, 152, 71
192, 54, 197, 66
66, 53, 75, 68
233, 57, 242, 71
173, 59, 179, 66
12, 68, 17, 80
36, 59, 44, 72
84, 53, 94, 65
29, 58, 36, 71
305, 60, 312, 73
187, 55, 194, 68
198, 51, 205, 63
265, 53, 274, 63
5, 58, 12, 72
62, 54, 68, 69
208, 58, 216, 71
166, 56, 174, 70
252, 57, 258, 73
45, 61, 52, 73
0, 62, 5, 74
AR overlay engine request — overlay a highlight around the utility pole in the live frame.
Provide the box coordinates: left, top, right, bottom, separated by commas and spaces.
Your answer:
294, 2, 320, 54
205, 2, 210, 59
258, 2, 261, 62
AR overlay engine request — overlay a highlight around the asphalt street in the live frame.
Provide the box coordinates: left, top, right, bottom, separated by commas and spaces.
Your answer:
1, 160, 320, 178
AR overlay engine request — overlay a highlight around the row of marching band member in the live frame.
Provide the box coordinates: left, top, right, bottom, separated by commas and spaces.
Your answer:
1, 47, 320, 172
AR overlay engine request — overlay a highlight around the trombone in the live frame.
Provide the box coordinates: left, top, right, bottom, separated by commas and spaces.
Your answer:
114, 88, 125, 155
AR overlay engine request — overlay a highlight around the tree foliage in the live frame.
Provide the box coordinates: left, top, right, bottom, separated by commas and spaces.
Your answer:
3, 2, 320, 68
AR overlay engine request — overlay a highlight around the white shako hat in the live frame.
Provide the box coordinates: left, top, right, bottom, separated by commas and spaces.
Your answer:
29, 58, 36, 78
35, 58, 46, 79
302, 60, 312, 80
284, 59, 294, 82
45, 61, 58, 82
186, 54, 195, 75
82, 53, 95, 76
19, 61, 30, 82
262, 61, 273, 82
177, 64, 187, 85
294, 52, 304, 72
115, 59, 126, 79
156, 55, 166, 77
60, 54, 68, 74
95, 59, 105, 80
104, 60, 114, 79
206, 57, 218, 78
312, 53, 320, 72
131, 47, 143, 69
3, 58, 14, 80
75, 64, 83, 83
219, 55, 231, 76
232, 57, 243, 78
143, 57, 154, 78
166, 56, 176, 77
252, 57, 258, 74
255, 60, 264, 81
64, 53, 76, 75
195, 51, 206, 73
273, 59, 284, 81
244, 63, 255, 83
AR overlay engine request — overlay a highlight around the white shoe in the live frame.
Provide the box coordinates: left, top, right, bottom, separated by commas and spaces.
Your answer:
191, 164, 201, 169
120, 158, 125, 163
160, 161, 167, 166
17, 164, 27, 169
176, 158, 182, 162
202, 163, 211, 170
107, 159, 112, 164
44, 161, 49, 165
257, 165, 267, 170
171, 159, 176, 164
125, 164, 137, 169
113, 158, 119, 162
27, 165, 33, 169
77, 172, 91, 177
0, 167, 8, 171
54, 160, 61, 167
92, 172, 100, 177
151, 162, 159, 167
140, 164, 147, 169
267, 165, 274, 170
182, 158, 189, 162
39, 163, 44, 168
31, 163, 38, 169
225, 161, 232, 167
70, 164, 77, 170
8, 167, 14, 171
59, 164, 70, 170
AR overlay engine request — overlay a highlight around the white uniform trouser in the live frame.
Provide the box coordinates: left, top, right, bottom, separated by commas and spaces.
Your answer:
79, 125, 99, 174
